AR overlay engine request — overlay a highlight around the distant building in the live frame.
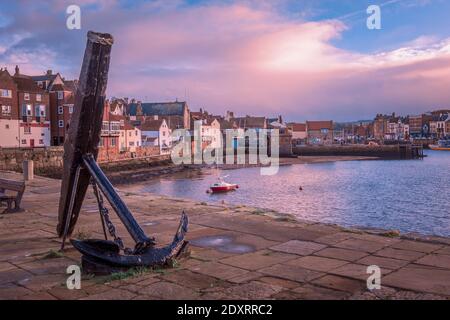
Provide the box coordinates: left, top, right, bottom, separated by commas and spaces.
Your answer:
232, 116, 267, 130
127, 101, 190, 130
31, 69, 78, 146
120, 120, 141, 153
288, 122, 307, 146
0, 68, 20, 148
429, 113, 449, 139
197, 118, 222, 149
306, 121, 333, 145
139, 118, 171, 154
13, 66, 51, 148
409, 114, 432, 138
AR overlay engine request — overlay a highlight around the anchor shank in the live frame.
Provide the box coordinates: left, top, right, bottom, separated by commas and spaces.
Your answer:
82, 153, 152, 246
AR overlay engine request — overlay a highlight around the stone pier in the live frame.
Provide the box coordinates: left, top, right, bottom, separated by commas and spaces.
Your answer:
0, 171, 449, 300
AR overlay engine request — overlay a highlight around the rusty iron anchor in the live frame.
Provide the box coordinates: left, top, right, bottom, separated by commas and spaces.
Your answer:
57, 31, 189, 274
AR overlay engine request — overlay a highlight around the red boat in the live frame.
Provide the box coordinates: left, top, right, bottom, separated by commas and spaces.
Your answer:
209, 177, 239, 193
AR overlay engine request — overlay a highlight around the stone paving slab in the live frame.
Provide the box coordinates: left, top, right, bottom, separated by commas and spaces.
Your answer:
0, 171, 449, 300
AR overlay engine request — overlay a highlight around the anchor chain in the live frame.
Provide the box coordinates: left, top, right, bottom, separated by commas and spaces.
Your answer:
91, 180, 133, 254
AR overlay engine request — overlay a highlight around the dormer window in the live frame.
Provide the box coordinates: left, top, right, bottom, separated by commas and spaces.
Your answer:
36, 94, 42, 102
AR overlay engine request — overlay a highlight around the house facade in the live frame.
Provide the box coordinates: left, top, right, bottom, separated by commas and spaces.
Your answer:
140, 119, 172, 154
0, 69, 20, 148
31, 70, 78, 146
13, 67, 50, 148
120, 121, 142, 153
306, 121, 333, 145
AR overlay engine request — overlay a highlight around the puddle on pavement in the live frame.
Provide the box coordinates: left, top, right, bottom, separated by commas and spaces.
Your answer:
190, 235, 255, 254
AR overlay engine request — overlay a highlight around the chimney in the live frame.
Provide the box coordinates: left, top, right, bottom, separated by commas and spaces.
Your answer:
15, 65, 19, 76
46, 70, 52, 75
200, 108, 203, 114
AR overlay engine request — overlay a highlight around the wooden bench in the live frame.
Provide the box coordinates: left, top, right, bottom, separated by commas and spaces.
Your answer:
0, 178, 25, 213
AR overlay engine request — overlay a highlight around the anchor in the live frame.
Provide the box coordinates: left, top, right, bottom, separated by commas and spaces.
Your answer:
57, 31, 189, 274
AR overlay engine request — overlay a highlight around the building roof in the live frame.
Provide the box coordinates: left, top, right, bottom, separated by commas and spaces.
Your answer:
217, 119, 235, 130
288, 123, 306, 132
306, 120, 333, 131
123, 120, 138, 131
139, 119, 165, 131
128, 101, 187, 116
13, 75, 46, 93
232, 116, 266, 129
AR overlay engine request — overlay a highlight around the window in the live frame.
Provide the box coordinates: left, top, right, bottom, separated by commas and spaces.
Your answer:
1, 89, 12, 98
68, 105, 74, 114
21, 104, 32, 116
24, 126, 31, 134
5, 124, 9, 129
57, 91, 64, 100
24, 93, 30, 100
58, 120, 64, 128
102, 121, 109, 131
137, 141, 140, 147
58, 106, 63, 115
163, 131, 166, 136
39, 139, 44, 145
321, 128, 329, 134
129, 141, 135, 147
99, 138, 104, 147
1, 105, 11, 115
35, 105, 46, 119
135, 130, 138, 136
129, 131, 132, 137
110, 122, 120, 132
21, 139, 27, 145
111, 138, 116, 146
36, 94, 42, 102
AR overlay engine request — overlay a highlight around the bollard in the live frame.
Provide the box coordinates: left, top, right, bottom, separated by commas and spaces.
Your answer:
23, 160, 34, 181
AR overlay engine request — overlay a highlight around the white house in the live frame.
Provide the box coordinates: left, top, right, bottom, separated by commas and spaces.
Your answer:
139, 118, 171, 154
120, 121, 142, 153
197, 118, 222, 149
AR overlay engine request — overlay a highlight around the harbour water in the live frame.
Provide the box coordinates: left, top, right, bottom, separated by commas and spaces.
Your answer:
141, 150, 450, 237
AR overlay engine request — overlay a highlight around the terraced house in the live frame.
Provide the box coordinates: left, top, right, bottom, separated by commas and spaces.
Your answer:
31, 70, 78, 146
2, 66, 51, 148
0, 68, 19, 148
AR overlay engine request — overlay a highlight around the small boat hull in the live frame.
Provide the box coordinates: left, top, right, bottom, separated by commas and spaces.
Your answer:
429, 145, 450, 151
210, 185, 238, 193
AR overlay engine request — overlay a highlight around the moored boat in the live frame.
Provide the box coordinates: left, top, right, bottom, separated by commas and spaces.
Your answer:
209, 176, 239, 193
429, 139, 450, 151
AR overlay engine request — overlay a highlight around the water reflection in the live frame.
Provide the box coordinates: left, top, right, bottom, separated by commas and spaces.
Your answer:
142, 151, 450, 237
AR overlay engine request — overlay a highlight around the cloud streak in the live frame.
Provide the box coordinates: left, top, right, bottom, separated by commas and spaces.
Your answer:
1, 1, 449, 120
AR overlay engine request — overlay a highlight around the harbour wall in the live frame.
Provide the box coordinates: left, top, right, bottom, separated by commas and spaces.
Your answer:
292, 144, 420, 159
0, 146, 167, 178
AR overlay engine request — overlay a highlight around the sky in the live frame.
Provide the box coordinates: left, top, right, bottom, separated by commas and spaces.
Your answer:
1, 0, 450, 121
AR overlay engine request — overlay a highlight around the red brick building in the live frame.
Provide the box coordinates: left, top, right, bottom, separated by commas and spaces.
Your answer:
12, 66, 51, 148
31, 71, 78, 146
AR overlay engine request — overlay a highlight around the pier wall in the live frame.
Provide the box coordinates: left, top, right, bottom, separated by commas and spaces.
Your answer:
0, 146, 167, 177
292, 145, 415, 159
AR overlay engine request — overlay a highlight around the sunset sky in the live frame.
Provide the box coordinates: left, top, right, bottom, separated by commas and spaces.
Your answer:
1, 0, 449, 121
